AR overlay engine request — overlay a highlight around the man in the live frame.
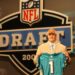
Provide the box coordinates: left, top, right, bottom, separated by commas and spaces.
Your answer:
33, 29, 71, 75
34, 29, 71, 64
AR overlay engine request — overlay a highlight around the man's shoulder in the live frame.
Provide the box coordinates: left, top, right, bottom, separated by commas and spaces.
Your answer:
57, 42, 66, 48
38, 42, 48, 47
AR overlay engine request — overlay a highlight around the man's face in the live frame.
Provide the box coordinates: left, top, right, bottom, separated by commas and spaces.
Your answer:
47, 33, 56, 43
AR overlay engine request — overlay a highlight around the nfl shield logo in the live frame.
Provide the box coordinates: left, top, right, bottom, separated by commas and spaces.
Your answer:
20, 0, 42, 26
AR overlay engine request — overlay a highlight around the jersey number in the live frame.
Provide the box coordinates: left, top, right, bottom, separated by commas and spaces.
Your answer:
49, 60, 54, 73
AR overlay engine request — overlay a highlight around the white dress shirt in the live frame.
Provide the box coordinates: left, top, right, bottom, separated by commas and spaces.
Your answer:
48, 41, 56, 54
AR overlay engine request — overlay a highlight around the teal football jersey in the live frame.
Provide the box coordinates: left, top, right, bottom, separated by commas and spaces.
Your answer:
38, 53, 66, 75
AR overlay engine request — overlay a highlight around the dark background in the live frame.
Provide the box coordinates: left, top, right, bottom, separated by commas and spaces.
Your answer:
0, 0, 75, 75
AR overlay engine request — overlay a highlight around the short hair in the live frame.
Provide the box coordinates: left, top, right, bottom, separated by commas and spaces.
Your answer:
47, 29, 57, 35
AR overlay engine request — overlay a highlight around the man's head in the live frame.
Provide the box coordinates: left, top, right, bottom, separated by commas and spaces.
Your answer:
47, 29, 57, 43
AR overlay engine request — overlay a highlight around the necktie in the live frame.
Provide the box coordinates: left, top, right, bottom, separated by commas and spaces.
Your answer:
51, 44, 54, 54
52, 45, 54, 50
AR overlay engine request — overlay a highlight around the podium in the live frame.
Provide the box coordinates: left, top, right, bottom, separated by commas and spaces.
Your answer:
38, 53, 66, 75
